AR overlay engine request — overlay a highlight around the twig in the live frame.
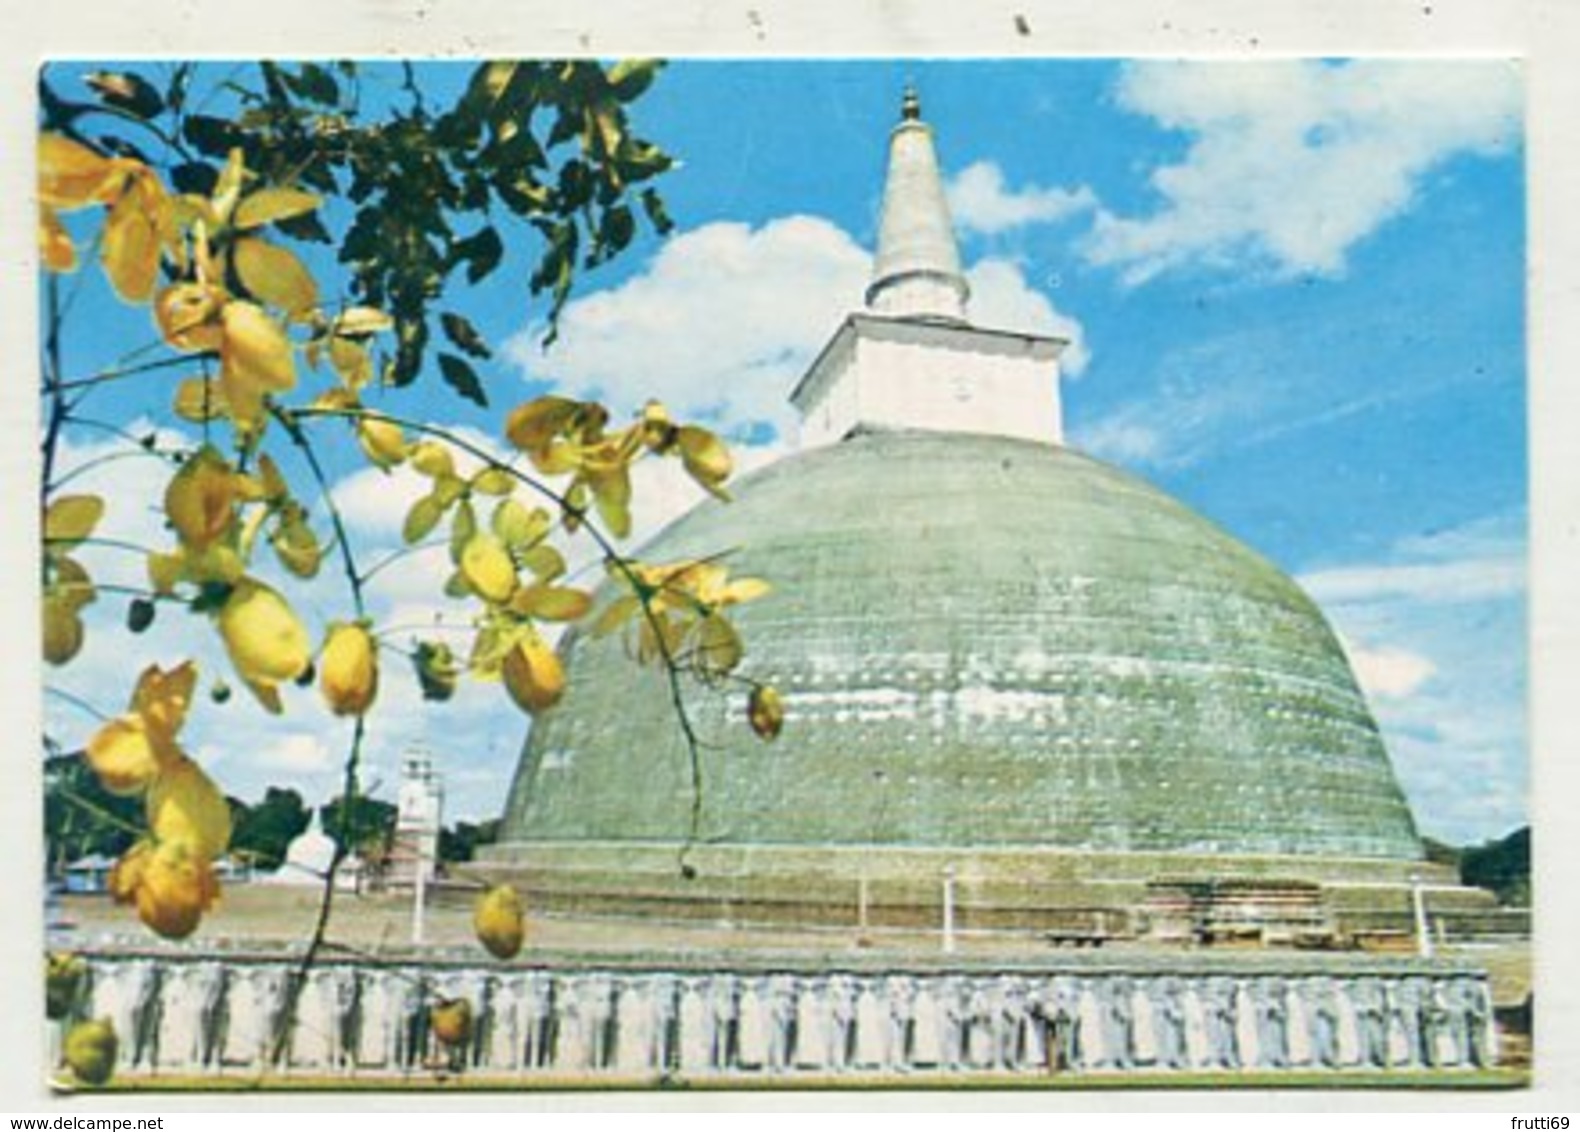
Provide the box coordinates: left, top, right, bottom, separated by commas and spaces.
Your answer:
45, 347, 215, 395
51, 784, 146, 839
263, 404, 373, 1065
48, 449, 179, 493
44, 687, 111, 724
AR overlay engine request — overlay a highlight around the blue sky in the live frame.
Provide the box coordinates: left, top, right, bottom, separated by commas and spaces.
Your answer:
42, 58, 1526, 845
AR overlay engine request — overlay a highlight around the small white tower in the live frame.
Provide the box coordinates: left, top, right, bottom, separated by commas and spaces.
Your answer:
389, 749, 443, 889
792, 87, 1068, 449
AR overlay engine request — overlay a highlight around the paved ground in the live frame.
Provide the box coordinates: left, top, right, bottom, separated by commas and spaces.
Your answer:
54, 885, 1533, 1005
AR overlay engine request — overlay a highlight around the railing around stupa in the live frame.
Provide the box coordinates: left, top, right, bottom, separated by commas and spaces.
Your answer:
56, 949, 1497, 1082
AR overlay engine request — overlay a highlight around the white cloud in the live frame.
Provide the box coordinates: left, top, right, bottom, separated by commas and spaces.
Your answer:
946, 161, 1096, 236
966, 258, 1089, 375
507, 215, 1086, 435
1301, 558, 1526, 606
1343, 642, 1437, 701
1071, 418, 1163, 466
508, 216, 866, 437
1301, 512, 1526, 606
246, 731, 336, 774
49, 420, 195, 590
1083, 60, 1522, 284
1299, 511, 1527, 843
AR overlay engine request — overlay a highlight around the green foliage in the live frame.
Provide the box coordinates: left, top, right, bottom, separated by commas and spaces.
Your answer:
39, 58, 675, 388
438, 818, 500, 864
319, 795, 397, 859
229, 786, 312, 871
43, 751, 142, 866
1420, 836, 1461, 869
1459, 825, 1530, 906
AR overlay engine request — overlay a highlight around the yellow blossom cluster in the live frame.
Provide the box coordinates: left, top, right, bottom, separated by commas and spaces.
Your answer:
39, 122, 775, 961
86, 663, 230, 939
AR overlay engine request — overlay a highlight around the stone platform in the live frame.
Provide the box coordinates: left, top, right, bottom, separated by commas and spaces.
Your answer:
59, 945, 1497, 1083
475, 841, 1492, 941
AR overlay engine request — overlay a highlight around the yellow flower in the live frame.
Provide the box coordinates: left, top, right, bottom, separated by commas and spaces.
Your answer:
429, 999, 473, 1048
146, 756, 232, 859
37, 134, 119, 210
473, 885, 526, 960
107, 840, 153, 904
84, 662, 197, 795
232, 236, 318, 318
39, 204, 76, 272
155, 282, 228, 352
85, 716, 169, 796
133, 841, 220, 940
164, 448, 239, 551
676, 425, 733, 499
218, 300, 297, 429
355, 417, 407, 470
216, 578, 311, 711
101, 170, 176, 304
460, 534, 518, 604
501, 635, 566, 715
319, 621, 379, 717
131, 660, 198, 737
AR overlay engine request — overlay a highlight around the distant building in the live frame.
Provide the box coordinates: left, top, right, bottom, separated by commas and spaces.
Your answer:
386, 750, 443, 890
261, 812, 364, 891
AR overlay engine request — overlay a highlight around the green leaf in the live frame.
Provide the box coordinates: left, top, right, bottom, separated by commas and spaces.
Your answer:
618, 140, 674, 184
448, 498, 477, 566
413, 641, 458, 702
170, 161, 219, 197
403, 493, 446, 544
640, 187, 675, 235
607, 59, 663, 103
440, 312, 492, 359
390, 316, 428, 387
182, 114, 244, 158
292, 63, 340, 106
166, 64, 193, 116
85, 71, 165, 119
453, 227, 504, 285
598, 204, 635, 258
437, 352, 488, 408
273, 210, 333, 245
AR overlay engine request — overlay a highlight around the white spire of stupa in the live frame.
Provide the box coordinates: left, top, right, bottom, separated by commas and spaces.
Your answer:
864, 86, 971, 324
789, 85, 1067, 449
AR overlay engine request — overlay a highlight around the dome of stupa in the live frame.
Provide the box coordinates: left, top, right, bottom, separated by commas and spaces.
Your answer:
500, 427, 1422, 867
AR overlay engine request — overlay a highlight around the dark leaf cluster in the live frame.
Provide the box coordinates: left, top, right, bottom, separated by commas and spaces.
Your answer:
38, 58, 677, 398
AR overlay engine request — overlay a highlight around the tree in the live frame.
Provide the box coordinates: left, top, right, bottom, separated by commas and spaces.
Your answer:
39, 59, 783, 956
1460, 826, 1530, 907
438, 818, 501, 866
318, 796, 397, 862
229, 786, 312, 871
43, 749, 142, 869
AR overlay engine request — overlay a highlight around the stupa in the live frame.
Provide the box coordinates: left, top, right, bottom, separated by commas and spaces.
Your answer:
484, 90, 1476, 938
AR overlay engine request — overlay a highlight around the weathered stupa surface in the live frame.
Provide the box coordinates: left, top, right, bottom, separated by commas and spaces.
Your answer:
485, 91, 1454, 931
502, 430, 1420, 859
